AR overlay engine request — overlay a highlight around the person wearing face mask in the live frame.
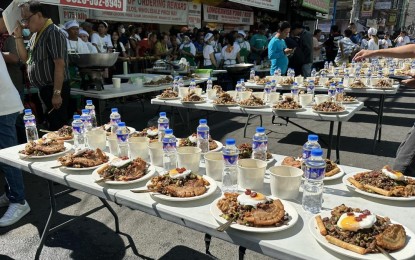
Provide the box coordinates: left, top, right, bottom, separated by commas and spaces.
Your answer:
91, 21, 113, 53
79, 30, 98, 54
268, 21, 293, 75
236, 30, 250, 63
65, 20, 90, 54
203, 33, 218, 69
179, 35, 196, 66
117, 23, 128, 47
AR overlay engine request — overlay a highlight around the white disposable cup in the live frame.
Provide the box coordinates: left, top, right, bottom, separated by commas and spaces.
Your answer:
268, 166, 303, 199
299, 94, 313, 107
269, 92, 280, 104
177, 147, 201, 173
240, 91, 252, 100
226, 91, 238, 100
204, 152, 224, 181
128, 137, 149, 160
194, 88, 202, 96
148, 142, 163, 167
282, 93, 292, 100
112, 78, 121, 88
318, 77, 329, 86
133, 78, 143, 86
251, 92, 264, 100
179, 87, 188, 98
237, 159, 267, 191
86, 129, 106, 150
295, 76, 304, 85
107, 134, 119, 156
207, 89, 217, 100
315, 94, 329, 105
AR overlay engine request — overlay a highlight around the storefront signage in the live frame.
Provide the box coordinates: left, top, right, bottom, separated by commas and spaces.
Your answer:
229, 0, 280, 12
361, 0, 375, 17
203, 5, 254, 25
375, 1, 391, 10
188, 3, 201, 29
38, 0, 127, 12
91, 0, 188, 24
301, 0, 329, 14
58, 6, 89, 23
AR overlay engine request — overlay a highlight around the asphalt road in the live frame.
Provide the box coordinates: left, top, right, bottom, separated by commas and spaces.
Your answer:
1, 85, 414, 260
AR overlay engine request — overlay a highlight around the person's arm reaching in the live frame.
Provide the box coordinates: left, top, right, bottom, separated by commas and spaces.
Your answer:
354, 44, 415, 61
13, 21, 28, 62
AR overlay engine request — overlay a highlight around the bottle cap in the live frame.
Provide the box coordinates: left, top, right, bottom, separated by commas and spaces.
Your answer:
73, 115, 80, 120
199, 119, 207, 124
160, 112, 166, 117
308, 134, 318, 142
117, 122, 126, 127
256, 127, 265, 133
86, 100, 92, 105
225, 138, 235, 145
311, 148, 323, 157
111, 108, 118, 113
24, 109, 32, 114
82, 109, 89, 114
208, 77, 211, 80
165, 129, 173, 135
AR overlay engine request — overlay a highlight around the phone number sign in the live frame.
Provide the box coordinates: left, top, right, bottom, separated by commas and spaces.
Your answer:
58, 0, 126, 12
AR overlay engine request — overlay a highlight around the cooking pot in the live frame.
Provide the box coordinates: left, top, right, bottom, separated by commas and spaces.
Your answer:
223, 63, 254, 73
68, 53, 119, 69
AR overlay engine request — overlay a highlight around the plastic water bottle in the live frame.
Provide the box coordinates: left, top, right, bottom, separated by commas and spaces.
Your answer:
72, 115, 85, 151
324, 61, 329, 70
329, 61, 333, 70
109, 108, 121, 134
250, 69, 255, 80
366, 69, 372, 86
197, 119, 209, 156
116, 122, 129, 158
162, 129, 177, 171
172, 76, 179, 93
291, 82, 299, 102
311, 68, 317, 77
85, 100, 97, 128
302, 134, 321, 162
411, 61, 415, 74
328, 83, 336, 101
276, 67, 282, 77
240, 78, 246, 91
302, 148, 326, 214
157, 112, 169, 142
207, 77, 213, 91
235, 81, 242, 101
178, 76, 184, 89
222, 138, 239, 193
252, 127, 268, 161
264, 82, 271, 104
335, 82, 344, 104
81, 109, 93, 132
307, 80, 315, 96
189, 79, 196, 91
23, 109, 39, 142
270, 80, 277, 92
334, 68, 339, 77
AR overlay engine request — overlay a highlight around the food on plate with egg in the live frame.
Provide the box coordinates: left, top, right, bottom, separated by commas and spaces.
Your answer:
130, 126, 159, 142
347, 165, 415, 197
44, 125, 73, 140
100, 123, 132, 136
315, 204, 407, 255
213, 92, 237, 105
373, 78, 393, 89
239, 95, 265, 107
159, 87, 178, 98
349, 79, 367, 89
237, 143, 272, 160
146, 168, 210, 197
281, 157, 341, 177
58, 148, 109, 168
19, 138, 66, 156
96, 157, 148, 182
182, 90, 204, 102
217, 190, 289, 227
178, 133, 218, 150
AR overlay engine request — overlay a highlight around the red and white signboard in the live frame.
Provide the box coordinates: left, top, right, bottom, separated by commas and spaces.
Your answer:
59, 6, 90, 23
91, 0, 188, 25
229, 0, 280, 11
188, 3, 201, 29
203, 5, 254, 25
56, 0, 126, 12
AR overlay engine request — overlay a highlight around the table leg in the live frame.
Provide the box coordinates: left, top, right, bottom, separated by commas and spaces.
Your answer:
204, 233, 212, 255
186, 108, 192, 134
327, 121, 334, 159
99, 198, 120, 233
244, 115, 252, 138
336, 122, 342, 164
97, 99, 106, 126
239, 246, 246, 260
372, 94, 385, 153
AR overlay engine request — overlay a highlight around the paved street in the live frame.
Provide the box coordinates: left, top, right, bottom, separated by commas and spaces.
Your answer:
1, 85, 414, 260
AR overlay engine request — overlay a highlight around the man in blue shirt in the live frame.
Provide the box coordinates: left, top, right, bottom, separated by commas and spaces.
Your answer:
268, 21, 293, 75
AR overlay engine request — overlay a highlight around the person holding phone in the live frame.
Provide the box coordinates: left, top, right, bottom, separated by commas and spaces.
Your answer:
268, 21, 293, 75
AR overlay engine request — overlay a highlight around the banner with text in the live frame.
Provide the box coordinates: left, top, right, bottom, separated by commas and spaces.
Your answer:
188, 3, 201, 29
203, 5, 253, 25
229, 0, 280, 11
38, 0, 126, 12
91, 0, 188, 24
302, 0, 330, 14
59, 6, 90, 24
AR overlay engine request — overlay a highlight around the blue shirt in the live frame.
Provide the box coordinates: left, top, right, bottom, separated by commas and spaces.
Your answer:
268, 37, 288, 75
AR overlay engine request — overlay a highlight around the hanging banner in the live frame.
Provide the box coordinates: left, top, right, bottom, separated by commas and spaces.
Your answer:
188, 3, 201, 29
91, 0, 188, 24
229, 0, 280, 11
38, 0, 127, 12
59, 6, 90, 24
203, 5, 254, 25
361, 0, 375, 17
302, 0, 330, 14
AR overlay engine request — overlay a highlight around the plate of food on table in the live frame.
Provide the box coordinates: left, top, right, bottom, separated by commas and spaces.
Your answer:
310, 204, 415, 259
130, 126, 159, 142
213, 92, 238, 106
272, 97, 303, 111
247, 76, 268, 85
349, 79, 367, 89
57, 148, 110, 171
92, 157, 155, 185
341, 95, 359, 104
371, 78, 395, 89
178, 133, 222, 152
181, 90, 205, 104
136, 168, 217, 201
237, 143, 275, 165
343, 165, 415, 201
99, 124, 135, 136
19, 138, 72, 159
42, 125, 74, 141
157, 87, 179, 100
210, 190, 298, 233
239, 95, 268, 109
313, 101, 346, 114
278, 77, 294, 87
277, 156, 344, 180
325, 78, 342, 87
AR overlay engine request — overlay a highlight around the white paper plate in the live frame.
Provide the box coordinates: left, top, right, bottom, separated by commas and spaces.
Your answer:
213, 102, 238, 107
341, 100, 359, 104
42, 133, 74, 142
177, 139, 223, 152
309, 211, 415, 260
181, 99, 206, 104
312, 109, 346, 115
19, 142, 72, 159
210, 197, 298, 233
144, 175, 217, 202
59, 152, 115, 171
92, 164, 156, 185
273, 108, 304, 112
157, 95, 180, 100
239, 104, 269, 109
342, 173, 415, 201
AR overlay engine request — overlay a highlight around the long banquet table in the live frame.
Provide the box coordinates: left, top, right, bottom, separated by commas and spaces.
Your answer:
151, 98, 364, 162
0, 145, 413, 260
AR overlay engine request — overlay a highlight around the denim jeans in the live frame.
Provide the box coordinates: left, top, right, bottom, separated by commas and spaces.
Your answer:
393, 123, 415, 177
302, 63, 313, 77
0, 112, 25, 203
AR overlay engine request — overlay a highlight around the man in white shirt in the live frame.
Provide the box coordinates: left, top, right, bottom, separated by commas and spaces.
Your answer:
65, 20, 90, 54
0, 10, 31, 227
394, 31, 410, 47
79, 30, 98, 54
90, 21, 113, 53
380, 33, 392, 49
